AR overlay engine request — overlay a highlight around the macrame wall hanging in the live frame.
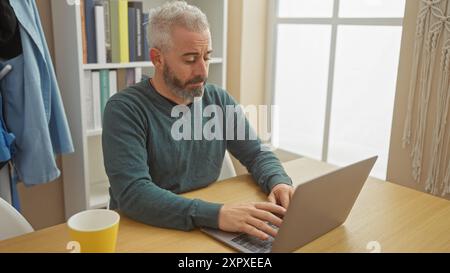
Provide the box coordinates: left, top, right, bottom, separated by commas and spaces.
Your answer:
403, 0, 450, 196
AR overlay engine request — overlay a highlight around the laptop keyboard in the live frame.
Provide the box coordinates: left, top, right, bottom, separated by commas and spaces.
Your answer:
231, 233, 274, 253
230, 223, 278, 253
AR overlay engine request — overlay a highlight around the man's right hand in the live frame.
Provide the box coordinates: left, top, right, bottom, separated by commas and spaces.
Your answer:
218, 202, 286, 240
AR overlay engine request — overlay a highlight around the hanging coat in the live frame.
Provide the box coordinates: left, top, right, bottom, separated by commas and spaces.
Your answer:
0, 0, 74, 185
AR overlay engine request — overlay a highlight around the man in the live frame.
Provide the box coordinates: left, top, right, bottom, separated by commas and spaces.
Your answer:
103, 1, 293, 241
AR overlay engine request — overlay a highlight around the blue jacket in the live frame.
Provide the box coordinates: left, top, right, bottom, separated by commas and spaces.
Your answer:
0, 89, 15, 166
0, 0, 74, 185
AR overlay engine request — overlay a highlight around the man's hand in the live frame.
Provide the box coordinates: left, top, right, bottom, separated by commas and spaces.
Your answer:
268, 183, 294, 209
218, 202, 286, 240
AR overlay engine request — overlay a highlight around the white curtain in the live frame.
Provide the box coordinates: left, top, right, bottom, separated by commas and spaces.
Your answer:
403, 0, 450, 196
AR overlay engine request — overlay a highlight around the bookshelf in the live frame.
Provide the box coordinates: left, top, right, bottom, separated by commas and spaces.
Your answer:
51, 0, 228, 219
83, 58, 223, 70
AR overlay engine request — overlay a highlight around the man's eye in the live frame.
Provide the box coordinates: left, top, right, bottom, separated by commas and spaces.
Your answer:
184, 56, 210, 64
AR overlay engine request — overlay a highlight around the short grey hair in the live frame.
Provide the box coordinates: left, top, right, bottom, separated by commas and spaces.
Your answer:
148, 1, 210, 51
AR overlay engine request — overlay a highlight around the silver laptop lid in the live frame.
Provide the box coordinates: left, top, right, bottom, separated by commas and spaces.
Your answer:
271, 156, 377, 253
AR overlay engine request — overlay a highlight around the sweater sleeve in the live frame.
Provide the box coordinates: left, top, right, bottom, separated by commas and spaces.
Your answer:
222, 92, 293, 194
102, 99, 222, 231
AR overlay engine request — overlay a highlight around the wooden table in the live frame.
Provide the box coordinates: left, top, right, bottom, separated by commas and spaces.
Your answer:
1, 158, 449, 253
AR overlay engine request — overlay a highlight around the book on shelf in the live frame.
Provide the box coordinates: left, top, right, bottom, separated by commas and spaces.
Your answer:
135, 3, 143, 61
84, 0, 98, 64
84, 68, 143, 132
128, 6, 137, 62
142, 12, 150, 62
109, 70, 118, 98
125, 68, 135, 87
129, 1, 144, 61
116, 69, 127, 91
103, 0, 112, 63
83, 71, 94, 129
80, 0, 88, 64
99, 70, 110, 121
93, 0, 112, 64
110, 0, 129, 63
135, 67, 142, 84
82, 0, 148, 65
95, 5, 107, 64
91, 71, 102, 130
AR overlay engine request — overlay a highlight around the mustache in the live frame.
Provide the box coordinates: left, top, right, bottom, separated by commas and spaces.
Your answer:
186, 76, 207, 85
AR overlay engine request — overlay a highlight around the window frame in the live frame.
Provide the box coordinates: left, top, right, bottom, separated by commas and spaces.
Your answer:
266, 0, 404, 162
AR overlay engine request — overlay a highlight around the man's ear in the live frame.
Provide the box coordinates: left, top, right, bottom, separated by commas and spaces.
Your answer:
150, 48, 163, 69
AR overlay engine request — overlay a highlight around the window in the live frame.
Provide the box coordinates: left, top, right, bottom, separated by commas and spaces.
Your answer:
269, 0, 405, 179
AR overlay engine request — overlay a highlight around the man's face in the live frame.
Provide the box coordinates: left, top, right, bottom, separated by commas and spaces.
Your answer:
161, 26, 212, 102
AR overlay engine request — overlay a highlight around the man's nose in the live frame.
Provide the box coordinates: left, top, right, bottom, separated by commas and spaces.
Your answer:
194, 58, 208, 79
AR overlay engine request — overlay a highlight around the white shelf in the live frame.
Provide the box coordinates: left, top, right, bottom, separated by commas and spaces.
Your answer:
86, 128, 102, 137
89, 181, 110, 209
83, 61, 154, 70
82, 58, 223, 70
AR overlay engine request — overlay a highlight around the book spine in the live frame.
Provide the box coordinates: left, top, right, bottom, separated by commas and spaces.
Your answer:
91, 71, 102, 129
80, 0, 88, 64
83, 71, 94, 130
116, 69, 127, 91
129, 1, 144, 61
95, 5, 107, 64
85, 0, 98, 63
118, 0, 130, 63
136, 6, 143, 61
142, 12, 150, 61
128, 7, 136, 62
125, 68, 135, 86
110, 0, 120, 63
135, 67, 142, 84
109, 70, 118, 97
103, 0, 112, 63
99, 69, 110, 121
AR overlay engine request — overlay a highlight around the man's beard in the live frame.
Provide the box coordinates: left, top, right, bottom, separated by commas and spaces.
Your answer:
163, 64, 207, 102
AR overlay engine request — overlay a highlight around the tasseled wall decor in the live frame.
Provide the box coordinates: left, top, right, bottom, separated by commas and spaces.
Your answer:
403, 0, 450, 196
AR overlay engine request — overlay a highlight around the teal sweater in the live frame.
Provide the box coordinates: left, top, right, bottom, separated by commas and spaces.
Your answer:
102, 80, 292, 231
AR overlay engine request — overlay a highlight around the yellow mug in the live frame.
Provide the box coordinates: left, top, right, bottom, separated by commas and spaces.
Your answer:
67, 209, 120, 253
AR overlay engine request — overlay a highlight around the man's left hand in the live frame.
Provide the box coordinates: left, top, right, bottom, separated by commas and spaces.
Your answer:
268, 183, 294, 210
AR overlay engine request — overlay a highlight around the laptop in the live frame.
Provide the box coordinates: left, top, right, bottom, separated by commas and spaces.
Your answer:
201, 156, 378, 253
